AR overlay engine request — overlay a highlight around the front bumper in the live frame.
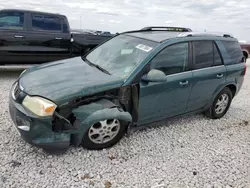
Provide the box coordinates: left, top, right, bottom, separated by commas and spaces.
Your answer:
8, 85, 70, 151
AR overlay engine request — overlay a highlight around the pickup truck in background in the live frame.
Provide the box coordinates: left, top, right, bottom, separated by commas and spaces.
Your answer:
0, 9, 115, 65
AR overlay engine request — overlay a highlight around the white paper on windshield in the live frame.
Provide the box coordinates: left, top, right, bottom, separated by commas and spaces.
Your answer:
136, 44, 153, 52
121, 49, 134, 55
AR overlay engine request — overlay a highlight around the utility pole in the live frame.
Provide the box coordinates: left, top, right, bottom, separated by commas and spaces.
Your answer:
80, 16, 82, 30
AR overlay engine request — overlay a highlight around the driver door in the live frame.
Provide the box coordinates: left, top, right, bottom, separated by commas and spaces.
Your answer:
137, 42, 193, 126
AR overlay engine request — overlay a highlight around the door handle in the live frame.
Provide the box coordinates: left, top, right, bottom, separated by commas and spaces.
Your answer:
179, 80, 189, 86
55, 37, 62, 40
14, 35, 25, 38
216, 73, 224, 78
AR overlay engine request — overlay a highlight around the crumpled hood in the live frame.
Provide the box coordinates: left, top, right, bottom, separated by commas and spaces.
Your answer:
19, 57, 124, 105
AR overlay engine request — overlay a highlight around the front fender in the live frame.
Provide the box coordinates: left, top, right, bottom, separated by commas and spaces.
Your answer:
71, 99, 132, 146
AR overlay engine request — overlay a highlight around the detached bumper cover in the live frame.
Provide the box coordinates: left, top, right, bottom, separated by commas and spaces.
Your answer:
9, 95, 70, 150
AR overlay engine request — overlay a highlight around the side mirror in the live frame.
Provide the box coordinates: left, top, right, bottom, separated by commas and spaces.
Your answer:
142, 69, 167, 82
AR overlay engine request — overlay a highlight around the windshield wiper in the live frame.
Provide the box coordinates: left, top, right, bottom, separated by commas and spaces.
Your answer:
92, 63, 111, 75
82, 57, 111, 75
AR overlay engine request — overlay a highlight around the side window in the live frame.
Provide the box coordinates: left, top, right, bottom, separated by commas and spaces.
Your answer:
193, 41, 223, 69
150, 42, 189, 76
213, 43, 223, 66
193, 41, 213, 69
0, 11, 24, 30
222, 41, 243, 64
31, 14, 62, 32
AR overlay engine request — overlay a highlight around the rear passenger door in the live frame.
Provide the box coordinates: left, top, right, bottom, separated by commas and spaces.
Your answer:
24, 13, 71, 63
186, 40, 226, 112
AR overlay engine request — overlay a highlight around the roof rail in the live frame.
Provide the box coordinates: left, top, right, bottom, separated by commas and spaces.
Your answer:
120, 26, 192, 35
177, 32, 234, 38
140, 26, 192, 32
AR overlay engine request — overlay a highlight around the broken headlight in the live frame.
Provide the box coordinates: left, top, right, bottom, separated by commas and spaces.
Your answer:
22, 96, 57, 117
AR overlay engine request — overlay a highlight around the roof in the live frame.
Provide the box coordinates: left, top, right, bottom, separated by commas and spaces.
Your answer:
124, 31, 235, 43
122, 26, 192, 42
125, 31, 187, 43
0, 9, 65, 17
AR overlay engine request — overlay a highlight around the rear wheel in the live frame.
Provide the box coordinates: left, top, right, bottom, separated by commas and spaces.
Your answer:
204, 87, 233, 119
81, 119, 127, 150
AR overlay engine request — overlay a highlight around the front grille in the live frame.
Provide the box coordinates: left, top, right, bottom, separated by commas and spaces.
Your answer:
12, 82, 21, 100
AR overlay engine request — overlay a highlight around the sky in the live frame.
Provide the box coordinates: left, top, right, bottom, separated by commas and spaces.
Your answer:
0, 0, 250, 41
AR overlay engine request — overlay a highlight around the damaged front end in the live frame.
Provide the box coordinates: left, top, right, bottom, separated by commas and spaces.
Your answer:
8, 94, 72, 151
51, 85, 139, 148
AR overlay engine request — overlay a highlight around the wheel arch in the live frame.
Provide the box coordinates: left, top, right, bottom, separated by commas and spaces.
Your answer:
204, 83, 237, 111
242, 50, 249, 59
213, 83, 237, 99
225, 84, 237, 98
71, 99, 132, 146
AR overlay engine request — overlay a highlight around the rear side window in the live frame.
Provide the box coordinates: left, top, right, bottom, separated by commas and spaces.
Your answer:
193, 40, 223, 69
31, 14, 62, 32
0, 11, 24, 30
214, 43, 223, 66
222, 41, 243, 64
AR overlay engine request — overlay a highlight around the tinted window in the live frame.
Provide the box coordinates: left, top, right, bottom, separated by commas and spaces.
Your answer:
62, 23, 69, 33
150, 42, 189, 75
31, 14, 62, 32
0, 12, 24, 30
193, 41, 223, 69
193, 41, 213, 68
214, 43, 223, 66
222, 41, 243, 64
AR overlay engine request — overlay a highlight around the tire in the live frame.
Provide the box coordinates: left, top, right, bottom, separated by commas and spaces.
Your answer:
81, 119, 128, 150
204, 87, 233, 119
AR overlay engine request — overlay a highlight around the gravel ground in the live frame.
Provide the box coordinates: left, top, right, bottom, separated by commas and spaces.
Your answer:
0, 61, 250, 188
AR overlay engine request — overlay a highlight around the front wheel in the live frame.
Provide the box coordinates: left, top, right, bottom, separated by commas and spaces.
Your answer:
81, 119, 127, 150
204, 87, 233, 119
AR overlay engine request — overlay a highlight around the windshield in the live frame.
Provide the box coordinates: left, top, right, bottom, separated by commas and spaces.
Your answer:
85, 34, 158, 78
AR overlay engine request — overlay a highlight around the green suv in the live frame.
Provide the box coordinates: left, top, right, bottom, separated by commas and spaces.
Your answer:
9, 27, 247, 151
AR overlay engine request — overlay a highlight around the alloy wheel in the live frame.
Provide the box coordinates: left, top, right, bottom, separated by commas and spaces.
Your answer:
88, 119, 121, 144
215, 93, 229, 114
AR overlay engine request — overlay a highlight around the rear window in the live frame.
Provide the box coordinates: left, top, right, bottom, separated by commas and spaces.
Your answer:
222, 41, 243, 64
0, 11, 24, 30
31, 14, 62, 32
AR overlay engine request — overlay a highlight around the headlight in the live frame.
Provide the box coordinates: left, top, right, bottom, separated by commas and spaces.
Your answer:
22, 96, 57, 117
